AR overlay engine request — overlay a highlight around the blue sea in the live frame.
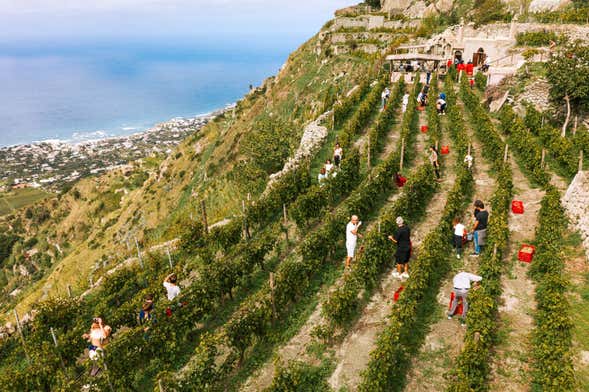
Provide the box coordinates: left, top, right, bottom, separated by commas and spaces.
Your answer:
0, 38, 297, 147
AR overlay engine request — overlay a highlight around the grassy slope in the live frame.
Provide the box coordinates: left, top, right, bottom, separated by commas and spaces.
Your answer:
0, 188, 51, 216
5, 29, 375, 321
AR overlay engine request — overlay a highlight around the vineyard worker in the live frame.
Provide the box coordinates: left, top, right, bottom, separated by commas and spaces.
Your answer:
447, 271, 482, 325
464, 153, 473, 171
163, 273, 181, 301
325, 159, 334, 176
381, 87, 390, 109
452, 217, 467, 259
388, 216, 411, 279
345, 215, 363, 269
82, 317, 112, 376
429, 146, 441, 180
318, 167, 327, 187
471, 200, 489, 256
436, 94, 447, 115
402, 93, 410, 113
333, 143, 343, 167
138, 294, 156, 332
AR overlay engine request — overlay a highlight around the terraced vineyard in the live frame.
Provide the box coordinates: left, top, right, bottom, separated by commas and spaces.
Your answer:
2, 5, 589, 392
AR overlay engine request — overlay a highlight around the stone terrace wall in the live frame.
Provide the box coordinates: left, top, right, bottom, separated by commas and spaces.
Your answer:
562, 171, 589, 261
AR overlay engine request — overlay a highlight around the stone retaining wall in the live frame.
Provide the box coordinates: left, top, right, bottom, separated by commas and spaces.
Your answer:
562, 171, 589, 261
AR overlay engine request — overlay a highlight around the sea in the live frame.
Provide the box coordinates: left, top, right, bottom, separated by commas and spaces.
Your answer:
0, 38, 298, 147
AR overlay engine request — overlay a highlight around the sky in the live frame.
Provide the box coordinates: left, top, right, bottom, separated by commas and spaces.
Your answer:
0, 0, 354, 45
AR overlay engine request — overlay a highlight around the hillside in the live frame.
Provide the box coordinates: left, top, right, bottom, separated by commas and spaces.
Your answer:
1, 0, 589, 391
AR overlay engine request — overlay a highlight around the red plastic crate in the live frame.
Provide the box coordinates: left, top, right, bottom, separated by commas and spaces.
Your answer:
448, 291, 463, 316
518, 244, 536, 263
420, 125, 428, 133
441, 145, 450, 155
512, 200, 524, 214
393, 285, 404, 302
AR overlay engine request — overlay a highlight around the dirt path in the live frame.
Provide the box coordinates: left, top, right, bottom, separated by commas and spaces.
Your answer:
327, 107, 456, 392
487, 139, 545, 391
402, 118, 496, 391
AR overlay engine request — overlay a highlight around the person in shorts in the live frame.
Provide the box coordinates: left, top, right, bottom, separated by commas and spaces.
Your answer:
388, 216, 411, 279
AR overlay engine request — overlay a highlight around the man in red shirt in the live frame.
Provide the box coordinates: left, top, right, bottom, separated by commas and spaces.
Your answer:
466, 60, 474, 75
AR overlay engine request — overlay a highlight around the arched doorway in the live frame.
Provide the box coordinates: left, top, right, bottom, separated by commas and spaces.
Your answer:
473, 47, 486, 67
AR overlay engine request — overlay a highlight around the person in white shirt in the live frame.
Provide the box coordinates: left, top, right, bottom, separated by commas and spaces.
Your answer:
447, 271, 482, 325
464, 153, 473, 171
381, 87, 390, 109
163, 273, 181, 301
345, 215, 362, 269
452, 217, 467, 259
402, 93, 409, 113
324, 159, 334, 175
333, 143, 343, 167
317, 167, 327, 187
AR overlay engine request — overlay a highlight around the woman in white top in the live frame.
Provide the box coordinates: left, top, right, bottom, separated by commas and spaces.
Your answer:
345, 215, 362, 269
452, 217, 467, 259
333, 143, 343, 167
163, 273, 181, 301
324, 159, 334, 175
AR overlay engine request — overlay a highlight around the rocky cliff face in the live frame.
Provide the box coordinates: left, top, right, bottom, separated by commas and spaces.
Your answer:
529, 0, 570, 12
382, 0, 570, 17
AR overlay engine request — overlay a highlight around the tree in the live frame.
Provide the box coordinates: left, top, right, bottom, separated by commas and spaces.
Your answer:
365, 0, 381, 9
546, 41, 589, 136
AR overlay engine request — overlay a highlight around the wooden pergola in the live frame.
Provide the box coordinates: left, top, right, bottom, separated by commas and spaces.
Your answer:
385, 53, 446, 83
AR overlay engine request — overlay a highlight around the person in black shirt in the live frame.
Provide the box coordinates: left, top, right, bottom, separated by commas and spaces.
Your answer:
471, 200, 489, 256
388, 216, 411, 279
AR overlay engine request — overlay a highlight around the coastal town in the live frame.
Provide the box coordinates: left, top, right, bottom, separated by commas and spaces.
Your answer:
0, 112, 221, 192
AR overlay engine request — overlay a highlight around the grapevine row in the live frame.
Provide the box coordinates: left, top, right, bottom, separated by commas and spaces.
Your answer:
529, 186, 575, 390
446, 78, 515, 392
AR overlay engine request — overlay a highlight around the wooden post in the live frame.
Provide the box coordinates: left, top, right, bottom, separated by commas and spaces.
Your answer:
50, 327, 58, 347
282, 204, 289, 243
503, 144, 509, 163
378, 221, 381, 233
201, 200, 208, 234
134, 236, 144, 268
435, 141, 439, 151
580, 150, 584, 173
158, 379, 164, 392
282, 204, 288, 225
541, 116, 545, 127
541, 148, 546, 169
67, 284, 72, 298
166, 246, 173, 269
14, 309, 29, 361
367, 136, 372, 170
574, 115, 578, 135
493, 244, 498, 257
269, 273, 277, 320
458, 70, 462, 83
242, 200, 250, 240
400, 137, 405, 171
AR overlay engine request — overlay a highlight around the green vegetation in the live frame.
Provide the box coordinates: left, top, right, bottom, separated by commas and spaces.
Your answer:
546, 41, 589, 136
529, 187, 576, 391
516, 30, 564, 47
0, 188, 51, 216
